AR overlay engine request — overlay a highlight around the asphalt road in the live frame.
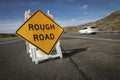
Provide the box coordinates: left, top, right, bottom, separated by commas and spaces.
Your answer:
63, 32, 120, 41
0, 33, 120, 80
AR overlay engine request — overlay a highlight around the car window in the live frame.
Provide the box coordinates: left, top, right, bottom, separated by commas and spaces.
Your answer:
90, 27, 96, 29
82, 27, 87, 29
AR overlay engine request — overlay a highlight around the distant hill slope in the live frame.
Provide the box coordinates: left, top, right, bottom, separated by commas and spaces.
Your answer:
64, 10, 120, 32
0, 33, 17, 38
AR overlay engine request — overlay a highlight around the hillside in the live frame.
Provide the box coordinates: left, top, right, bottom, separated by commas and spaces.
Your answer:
0, 33, 17, 38
64, 10, 120, 32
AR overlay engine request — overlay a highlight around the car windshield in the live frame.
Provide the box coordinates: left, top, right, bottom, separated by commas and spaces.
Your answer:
90, 27, 96, 29
81, 27, 87, 29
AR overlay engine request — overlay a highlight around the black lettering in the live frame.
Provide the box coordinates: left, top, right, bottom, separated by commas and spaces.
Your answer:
50, 33, 54, 40
45, 34, 50, 40
28, 24, 55, 31
50, 24, 55, 30
39, 34, 44, 41
28, 24, 34, 30
45, 24, 50, 30
33, 34, 39, 41
40, 24, 44, 30
34, 24, 39, 30
33, 33, 54, 41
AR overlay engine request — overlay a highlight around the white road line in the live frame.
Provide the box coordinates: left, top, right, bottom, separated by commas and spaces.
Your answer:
0, 39, 22, 45
83, 37, 120, 42
63, 35, 120, 42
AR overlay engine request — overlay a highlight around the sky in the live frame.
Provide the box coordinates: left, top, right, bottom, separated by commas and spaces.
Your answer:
0, 0, 120, 33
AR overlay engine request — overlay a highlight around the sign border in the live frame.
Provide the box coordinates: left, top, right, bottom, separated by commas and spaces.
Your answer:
16, 10, 64, 55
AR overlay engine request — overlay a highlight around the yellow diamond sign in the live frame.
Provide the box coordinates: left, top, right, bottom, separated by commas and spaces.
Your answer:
16, 10, 64, 55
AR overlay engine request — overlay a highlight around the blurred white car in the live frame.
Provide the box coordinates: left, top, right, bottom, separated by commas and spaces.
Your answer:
78, 26, 97, 34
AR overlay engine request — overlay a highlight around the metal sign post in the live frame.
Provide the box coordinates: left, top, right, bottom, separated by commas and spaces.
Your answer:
21, 9, 63, 64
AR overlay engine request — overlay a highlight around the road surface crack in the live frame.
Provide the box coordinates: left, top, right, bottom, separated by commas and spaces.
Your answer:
69, 57, 90, 80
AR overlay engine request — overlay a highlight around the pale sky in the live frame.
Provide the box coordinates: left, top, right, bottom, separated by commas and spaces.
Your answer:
0, 0, 120, 33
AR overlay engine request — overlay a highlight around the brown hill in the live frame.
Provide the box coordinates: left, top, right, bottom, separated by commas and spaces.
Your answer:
64, 10, 120, 32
